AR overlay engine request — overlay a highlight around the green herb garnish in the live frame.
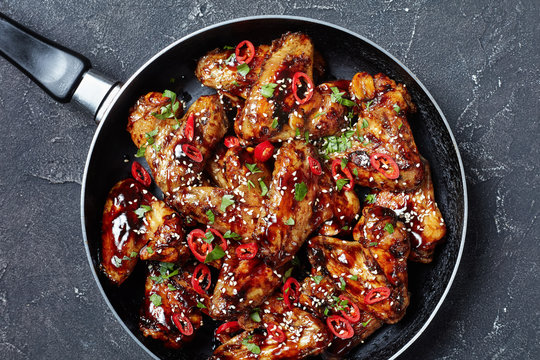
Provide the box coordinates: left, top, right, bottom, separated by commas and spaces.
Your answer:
384, 223, 394, 234
242, 336, 261, 354
330, 87, 356, 107
312, 275, 324, 284
250, 309, 262, 322
206, 209, 215, 224
261, 83, 278, 98
284, 217, 295, 226
220, 195, 235, 212
224, 230, 242, 240
259, 179, 268, 196
393, 104, 401, 113
271, 117, 279, 128
336, 178, 350, 191
237, 63, 250, 76
245, 163, 262, 174
197, 302, 207, 309
294, 182, 308, 201
205, 245, 226, 263
339, 277, 346, 290
365, 194, 376, 204
149, 294, 162, 307
134, 205, 152, 218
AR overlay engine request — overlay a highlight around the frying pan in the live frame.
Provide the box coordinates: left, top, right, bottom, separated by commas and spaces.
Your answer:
0, 14, 467, 360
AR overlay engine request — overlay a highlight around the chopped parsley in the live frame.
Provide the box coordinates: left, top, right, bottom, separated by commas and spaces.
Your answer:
350, 275, 358, 281
341, 158, 348, 169
294, 182, 308, 201
111, 255, 122, 268
203, 231, 214, 244
398, 122, 403, 129
362, 119, 369, 129
313, 111, 326, 119
295, 128, 301, 137
284, 217, 295, 226
393, 104, 401, 113
366, 100, 374, 111
339, 277, 346, 290
304, 130, 310, 143
321, 130, 355, 154
149, 294, 162, 307
242, 336, 261, 355
130, 251, 138, 258
152, 90, 180, 120
342, 225, 349, 231
312, 275, 324, 284
205, 244, 226, 263
330, 86, 356, 107
261, 83, 278, 98
336, 178, 350, 191
134, 205, 152, 218
250, 309, 262, 322
369, 242, 378, 247
220, 195, 235, 212
362, 318, 372, 327
223, 45, 234, 50
168, 284, 177, 291
224, 230, 242, 240
247, 179, 255, 189
237, 63, 250, 77
135, 146, 146, 158
206, 209, 215, 224
197, 301, 207, 309
384, 223, 395, 234
283, 267, 293, 281
271, 117, 279, 128
365, 194, 377, 204
146, 246, 154, 254
245, 163, 262, 174
259, 179, 268, 196
352, 167, 359, 177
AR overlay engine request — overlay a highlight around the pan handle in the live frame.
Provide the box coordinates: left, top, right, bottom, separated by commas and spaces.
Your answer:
0, 13, 119, 122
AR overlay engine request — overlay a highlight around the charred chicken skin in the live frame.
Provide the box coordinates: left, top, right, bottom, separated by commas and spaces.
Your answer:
98, 32, 448, 358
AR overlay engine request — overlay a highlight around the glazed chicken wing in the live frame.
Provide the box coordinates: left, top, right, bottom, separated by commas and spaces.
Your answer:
128, 92, 228, 195
371, 157, 446, 263
324, 72, 424, 192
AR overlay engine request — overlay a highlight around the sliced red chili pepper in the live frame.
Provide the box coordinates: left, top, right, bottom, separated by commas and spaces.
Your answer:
364, 286, 391, 305
182, 143, 203, 163
236, 243, 258, 260
208, 228, 228, 251
282, 277, 300, 309
292, 72, 314, 104
172, 313, 194, 336
224, 136, 240, 148
235, 40, 255, 64
216, 321, 241, 337
370, 153, 400, 179
308, 156, 322, 175
145, 91, 169, 105
131, 161, 152, 187
254, 140, 275, 162
184, 113, 195, 142
191, 263, 211, 295
326, 315, 354, 339
267, 322, 286, 342
187, 229, 213, 262
331, 159, 354, 191
338, 295, 361, 323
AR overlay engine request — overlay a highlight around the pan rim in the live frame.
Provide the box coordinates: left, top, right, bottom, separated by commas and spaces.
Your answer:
80, 14, 467, 360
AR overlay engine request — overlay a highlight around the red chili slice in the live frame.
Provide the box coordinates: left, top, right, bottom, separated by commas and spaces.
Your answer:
236, 243, 258, 260
235, 40, 255, 64
254, 141, 274, 162
338, 295, 361, 323
131, 161, 152, 187
172, 313, 194, 336
282, 277, 300, 309
184, 113, 195, 142
308, 156, 322, 175
216, 321, 241, 337
331, 159, 354, 191
267, 322, 286, 342
187, 229, 213, 262
292, 72, 314, 104
370, 153, 400, 179
364, 286, 391, 305
182, 143, 203, 163
192, 263, 211, 296
208, 228, 228, 251
326, 315, 354, 339
224, 136, 240, 148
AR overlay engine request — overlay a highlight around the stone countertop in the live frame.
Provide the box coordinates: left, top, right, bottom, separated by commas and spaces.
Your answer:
0, 1, 538, 359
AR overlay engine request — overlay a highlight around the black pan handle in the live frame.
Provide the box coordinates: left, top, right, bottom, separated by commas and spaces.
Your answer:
0, 13, 119, 121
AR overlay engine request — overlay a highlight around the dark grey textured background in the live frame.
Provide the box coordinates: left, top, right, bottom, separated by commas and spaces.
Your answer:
0, 1, 538, 359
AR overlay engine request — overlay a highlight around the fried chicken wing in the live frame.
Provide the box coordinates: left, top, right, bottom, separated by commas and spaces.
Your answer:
139, 263, 204, 348
128, 93, 228, 195
371, 157, 446, 263
324, 72, 424, 192
235, 32, 314, 144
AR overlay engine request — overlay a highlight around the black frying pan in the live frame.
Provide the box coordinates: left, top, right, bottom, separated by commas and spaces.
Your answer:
0, 14, 467, 360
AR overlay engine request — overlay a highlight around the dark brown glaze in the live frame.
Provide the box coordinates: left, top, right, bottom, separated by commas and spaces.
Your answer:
100, 179, 154, 285
139, 264, 204, 348
235, 32, 315, 145
308, 235, 409, 324
214, 294, 331, 359
127, 93, 228, 195
210, 253, 282, 320
371, 157, 446, 263
324, 72, 424, 192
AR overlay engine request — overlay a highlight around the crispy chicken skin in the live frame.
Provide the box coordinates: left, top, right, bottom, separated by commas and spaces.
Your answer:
101, 178, 190, 285
235, 32, 314, 145
214, 294, 331, 360
308, 232, 409, 324
139, 264, 204, 348
326, 72, 424, 192
128, 93, 228, 195
371, 157, 446, 263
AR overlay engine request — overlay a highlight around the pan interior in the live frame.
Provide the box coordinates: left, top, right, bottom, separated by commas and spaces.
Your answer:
82, 17, 465, 360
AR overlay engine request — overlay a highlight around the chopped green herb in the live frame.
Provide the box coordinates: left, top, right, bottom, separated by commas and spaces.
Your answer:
134, 205, 152, 218
247, 179, 255, 189
384, 223, 395, 234
366, 100, 374, 111
350, 275, 358, 281
225, 53, 236, 64
152, 90, 180, 121
283, 267, 293, 281
168, 284, 177, 291
149, 294, 162, 307
313, 111, 326, 119
197, 301, 207, 309
284, 217, 295, 226
324, 307, 330, 316
149, 275, 162, 283
336, 178, 350, 191
330, 87, 356, 107
223, 45, 234, 50
224, 230, 242, 240
339, 277, 346, 290
205, 245, 226, 263
232, 80, 240, 86
245, 163, 262, 174
393, 104, 401, 113
203, 231, 215, 244
369, 242, 378, 247
312, 275, 324, 284
242, 336, 261, 355
295, 128, 301, 137
111, 256, 122, 268
220, 195, 235, 212
250, 309, 262, 323
206, 210, 215, 224
365, 194, 376, 204
146, 246, 154, 254
361, 318, 372, 327
259, 179, 268, 196
261, 83, 278, 98
341, 158, 348, 169
271, 117, 279, 129
398, 122, 403, 129
342, 226, 349, 231
121, 255, 130, 261
362, 119, 369, 129
237, 63, 250, 77
294, 182, 308, 201
304, 130, 310, 143
130, 251, 138, 258
352, 167, 359, 177
321, 130, 355, 154
135, 146, 146, 158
